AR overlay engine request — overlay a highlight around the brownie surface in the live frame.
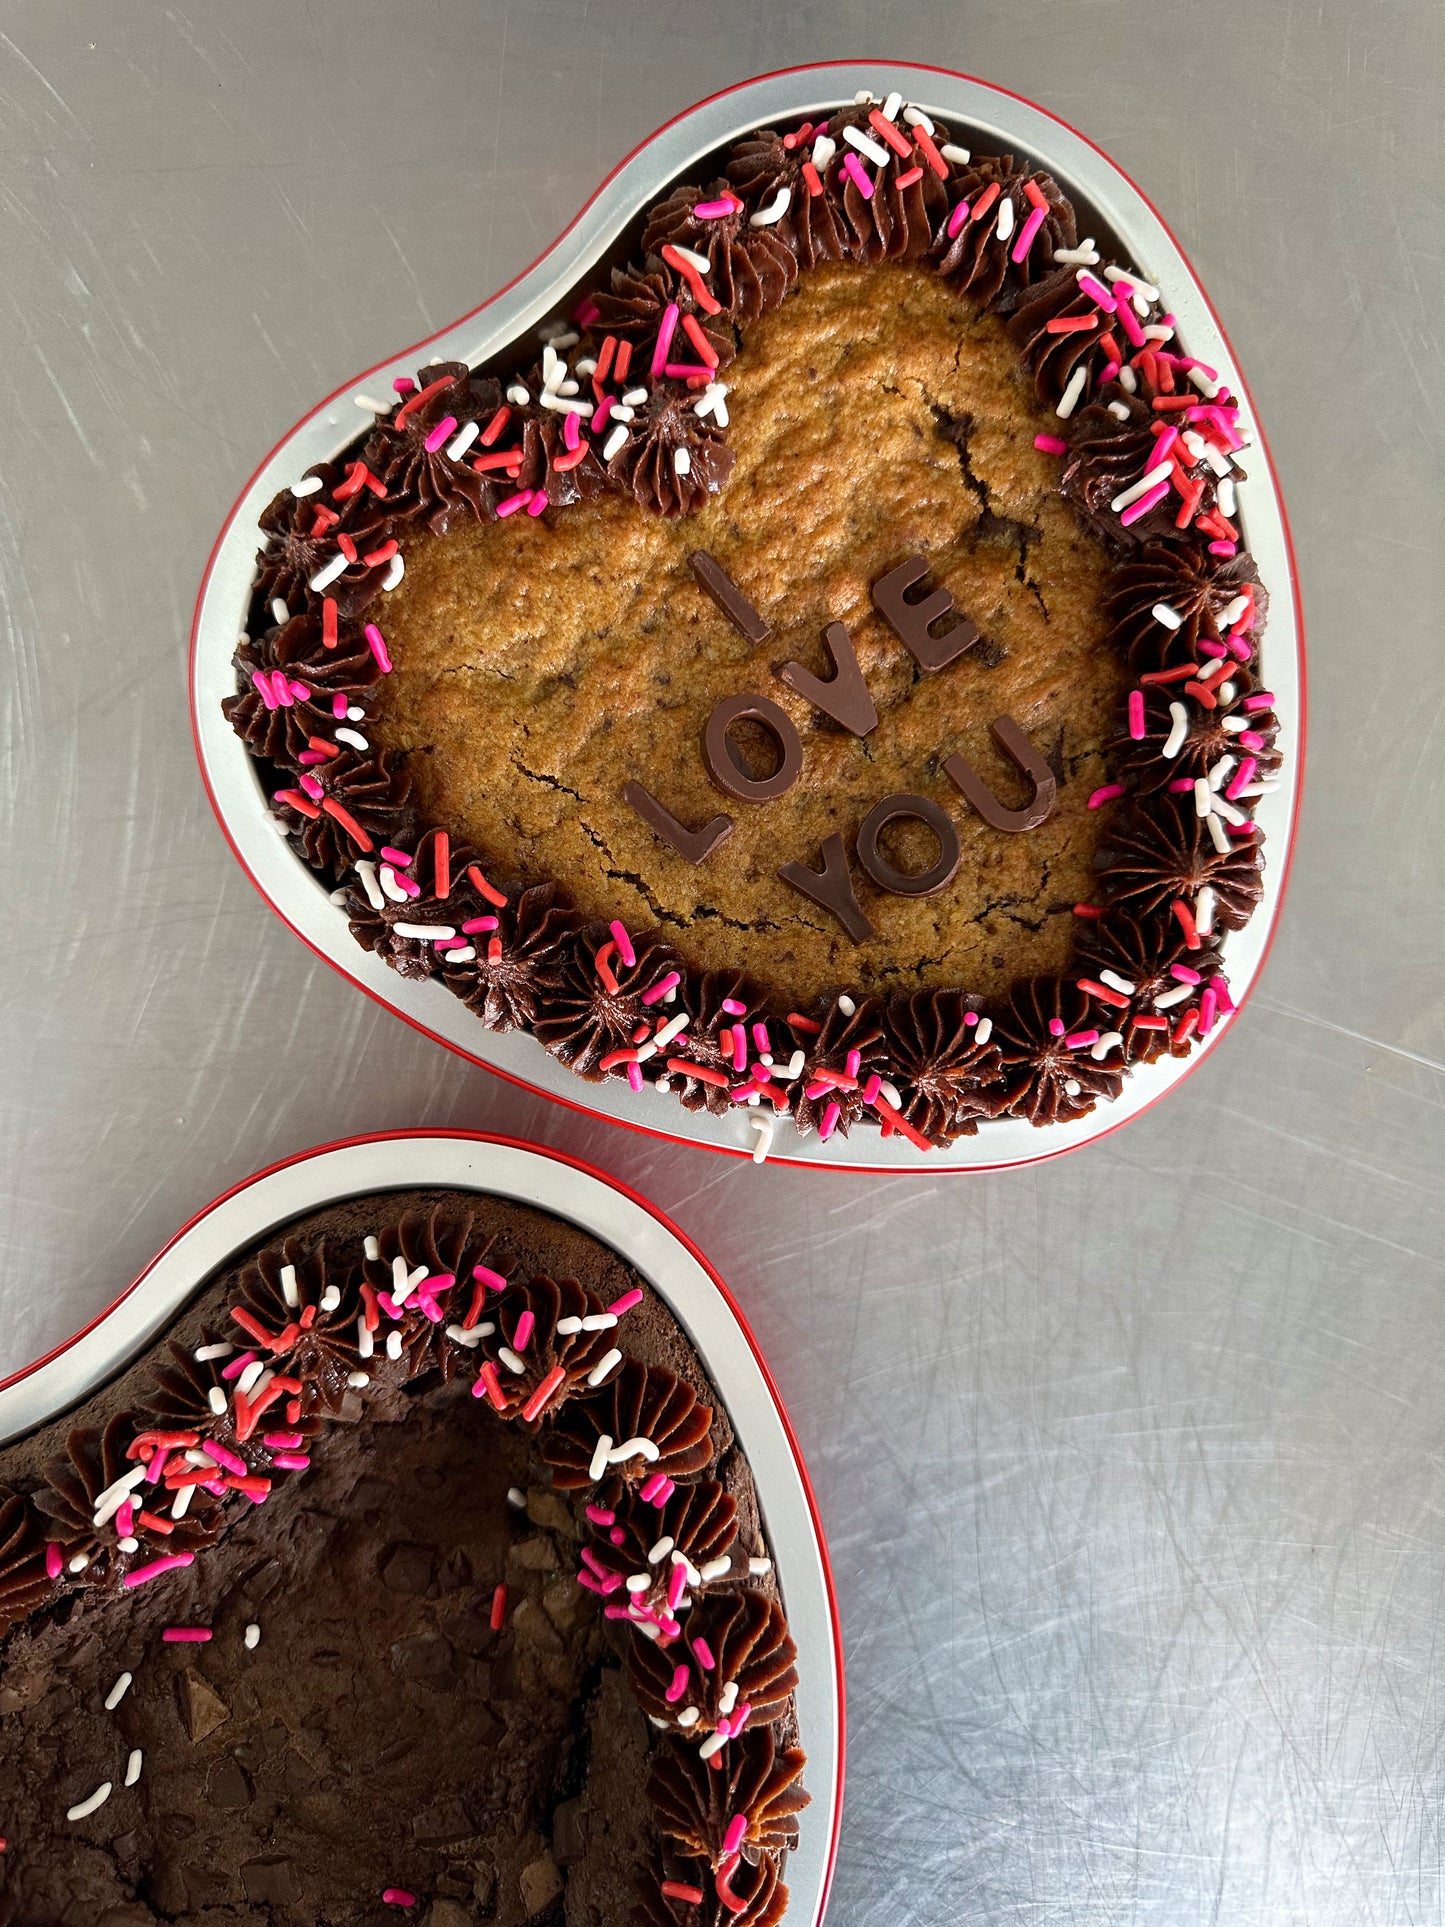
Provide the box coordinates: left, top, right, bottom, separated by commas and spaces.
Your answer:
369, 262, 1124, 1004
0, 1191, 782, 1927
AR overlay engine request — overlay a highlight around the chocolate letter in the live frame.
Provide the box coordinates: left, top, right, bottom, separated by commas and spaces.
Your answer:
778, 834, 873, 943
623, 781, 734, 864
871, 555, 980, 672
778, 622, 879, 736
689, 552, 772, 642
944, 716, 1058, 832
855, 793, 962, 897
702, 694, 803, 803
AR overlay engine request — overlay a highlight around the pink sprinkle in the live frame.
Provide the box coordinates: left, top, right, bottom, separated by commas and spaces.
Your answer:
604, 1603, 635, 1621
1099, 359, 1121, 385
298, 772, 324, 801
667, 1561, 688, 1611
591, 393, 614, 433
579, 1545, 611, 1581
608, 920, 637, 967
1199, 985, 1220, 1035
1120, 480, 1170, 527
611, 1288, 644, 1316
1128, 690, 1146, 740
608, 1527, 625, 1546
473, 1263, 509, 1293
45, 1543, 63, 1580
513, 1309, 535, 1351
204, 1441, 248, 1479
1166, 778, 1195, 794
720, 997, 747, 1016
1238, 729, 1267, 751
692, 196, 738, 219
221, 1350, 258, 1381
651, 1478, 676, 1507
526, 490, 549, 518
650, 303, 680, 378
495, 489, 534, 517
1170, 964, 1203, 985
1010, 202, 1048, 263
461, 915, 499, 934
272, 1452, 311, 1471
666, 1663, 691, 1703
115, 1501, 135, 1539
252, 669, 279, 710
818, 1101, 841, 1142
1211, 974, 1236, 1013
1049, 1018, 1066, 1037
581, 1505, 614, 1530
640, 971, 681, 1006
380, 845, 412, 866
1223, 632, 1253, 663
262, 1431, 303, 1449
364, 622, 393, 672
1065, 1029, 1100, 1049
1153, 426, 1180, 467
390, 870, 420, 899
731, 1026, 747, 1073
730, 1702, 752, 1737
1225, 756, 1257, 801
1088, 783, 1125, 809
841, 152, 873, 198
144, 1451, 170, 1487
844, 1047, 861, 1078
382, 1892, 416, 1910
1116, 297, 1146, 348
947, 199, 970, 238
860, 1072, 882, 1106
752, 1022, 771, 1056
1244, 693, 1276, 712
692, 1637, 716, 1670
639, 1471, 668, 1504
1076, 271, 1116, 311
626, 1062, 644, 1091
331, 693, 348, 719
722, 1814, 748, 1858
563, 408, 580, 452
1208, 540, 1237, 557
423, 414, 457, 453
1033, 433, 1067, 455
162, 1626, 212, 1643
1198, 639, 1227, 659
392, 377, 415, 396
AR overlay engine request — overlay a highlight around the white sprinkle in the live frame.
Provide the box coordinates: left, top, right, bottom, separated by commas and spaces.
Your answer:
588, 1433, 614, 1482
279, 1263, 299, 1309
1152, 602, 1183, 630
837, 993, 857, 1016
555, 1315, 583, 1335
1220, 715, 1249, 735
698, 1730, 729, 1761
784, 1049, 806, 1079
1208, 754, 1235, 792
1107, 400, 1132, 421
443, 944, 476, 963
699, 1556, 732, 1581
386, 1329, 403, 1361
1142, 323, 1174, 342
245, 1622, 261, 1649
1110, 461, 1172, 513
626, 1572, 651, 1594
1063, 1078, 1083, 1097
749, 1114, 774, 1165
539, 325, 579, 348
447, 420, 481, 461
669, 241, 713, 274
124, 1748, 143, 1788
1117, 363, 1139, 395
673, 447, 691, 477
379, 864, 409, 904
1203, 442, 1232, 478
648, 1536, 675, 1565
653, 1011, 690, 1047
1055, 365, 1088, 420
587, 1348, 623, 1389
602, 423, 629, 462
236, 1359, 264, 1396
749, 185, 791, 227
105, 1672, 133, 1712
1052, 240, 1098, 266
118, 1536, 138, 1554
1211, 791, 1249, 828
270, 597, 290, 627
574, 357, 597, 376
842, 123, 892, 167
291, 475, 324, 498
170, 1482, 195, 1522
347, 1370, 371, 1389
1195, 886, 1216, 936
638, 1619, 663, 1642
1091, 1031, 1124, 1061
445, 1320, 493, 1348
1218, 680, 1237, 703
1197, 654, 1228, 683
1217, 477, 1237, 517
609, 403, 635, 423
92, 1465, 148, 1518
940, 142, 971, 165
974, 1018, 993, 1047
1105, 265, 1160, 301
677, 1705, 701, 1728
308, 551, 350, 594
995, 195, 1015, 243
382, 552, 404, 591
364, 1235, 380, 1260
1154, 980, 1193, 1012
208, 1385, 227, 1417
1218, 593, 1250, 628
881, 89, 903, 121
538, 393, 591, 416
354, 393, 389, 412
1237, 780, 1280, 798
1193, 777, 1214, 820
1188, 366, 1222, 399
356, 1316, 374, 1361
194, 1342, 233, 1362
1099, 968, 1137, 996
853, 89, 873, 104
320, 1285, 340, 1312
392, 921, 457, 941
541, 343, 563, 391
810, 134, 837, 170
621, 386, 649, 406
608, 1435, 661, 1465
1163, 702, 1189, 758
347, 704, 365, 721
352, 861, 383, 911
69, 1552, 90, 1574
506, 383, 531, 405
498, 1345, 526, 1376
1205, 813, 1231, 854
748, 1555, 773, 1575
718, 1678, 739, 1715
67, 1781, 112, 1822
581, 1312, 618, 1331
902, 106, 934, 133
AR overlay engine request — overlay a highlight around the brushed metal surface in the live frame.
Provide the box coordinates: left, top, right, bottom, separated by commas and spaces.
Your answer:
0, 6, 1441, 1925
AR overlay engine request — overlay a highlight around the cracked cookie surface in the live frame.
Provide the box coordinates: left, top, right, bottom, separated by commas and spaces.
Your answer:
368, 263, 1124, 1004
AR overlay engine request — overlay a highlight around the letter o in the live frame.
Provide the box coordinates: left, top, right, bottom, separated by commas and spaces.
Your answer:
702, 694, 803, 803
855, 792, 962, 897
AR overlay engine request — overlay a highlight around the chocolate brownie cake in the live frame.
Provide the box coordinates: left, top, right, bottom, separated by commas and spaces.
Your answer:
224, 85, 1284, 1154
0, 1191, 805, 1925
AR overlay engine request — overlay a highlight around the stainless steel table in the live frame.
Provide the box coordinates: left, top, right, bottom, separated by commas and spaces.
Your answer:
1, 6, 1440, 1923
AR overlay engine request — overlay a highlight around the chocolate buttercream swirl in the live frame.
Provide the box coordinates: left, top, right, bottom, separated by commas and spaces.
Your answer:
641, 181, 798, 323
535, 927, 682, 1078
1104, 543, 1267, 675
253, 461, 394, 623
1008, 266, 1119, 406
588, 265, 736, 371
224, 611, 382, 767
1076, 910, 1223, 1064
441, 880, 580, 1032
362, 1206, 516, 1384
822, 106, 950, 266
512, 399, 612, 510
647, 1728, 810, 1865
992, 977, 1129, 1126
630, 1587, 798, 1734
480, 1273, 618, 1425
33, 1414, 221, 1578
635, 1852, 789, 1927
588, 1476, 739, 1615
881, 989, 1007, 1141
542, 1359, 714, 1490
605, 384, 734, 517
271, 746, 415, 878
1105, 795, 1265, 930
237, 1237, 368, 1415
0, 1485, 54, 1636
931, 155, 1076, 308
665, 971, 762, 1117
789, 997, 888, 1139
724, 130, 851, 272
361, 361, 501, 537
345, 827, 487, 983
1111, 674, 1281, 796
1061, 395, 1225, 552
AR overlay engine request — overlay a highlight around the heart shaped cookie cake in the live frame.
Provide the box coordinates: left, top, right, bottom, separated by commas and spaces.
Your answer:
0, 1192, 804, 1924
224, 88, 1281, 1153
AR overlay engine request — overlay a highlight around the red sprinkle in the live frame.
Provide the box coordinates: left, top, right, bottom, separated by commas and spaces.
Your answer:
522, 1364, 566, 1424
466, 863, 508, 908
490, 1583, 509, 1631
1170, 899, 1202, 950
894, 163, 924, 188
801, 160, 824, 197
474, 1362, 507, 1412
914, 125, 948, 178
680, 312, 720, 368
1077, 978, 1131, 1010
662, 1881, 706, 1905
868, 108, 914, 157
786, 1012, 822, 1035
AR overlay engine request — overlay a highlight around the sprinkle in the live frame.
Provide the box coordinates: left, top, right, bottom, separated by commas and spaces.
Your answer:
641, 970, 681, 1006
589, 1434, 615, 1482
1033, 433, 1067, 455
587, 1349, 623, 1389
843, 122, 892, 166
1087, 783, 1125, 809
67, 1782, 112, 1822
1127, 689, 1146, 741
489, 1582, 509, 1632
946, 199, 970, 238
841, 150, 874, 199
1011, 202, 1048, 262
749, 1114, 774, 1164
308, 550, 350, 593
1055, 365, 1088, 419
105, 1671, 133, 1711
123, 1551, 194, 1589
1110, 462, 1173, 514
124, 1748, 143, 1788
1171, 898, 1202, 949
521, 1364, 566, 1422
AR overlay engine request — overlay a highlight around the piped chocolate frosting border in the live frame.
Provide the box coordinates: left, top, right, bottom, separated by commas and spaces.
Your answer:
0, 1195, 805, 1926
223, 87, 1281, 1154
